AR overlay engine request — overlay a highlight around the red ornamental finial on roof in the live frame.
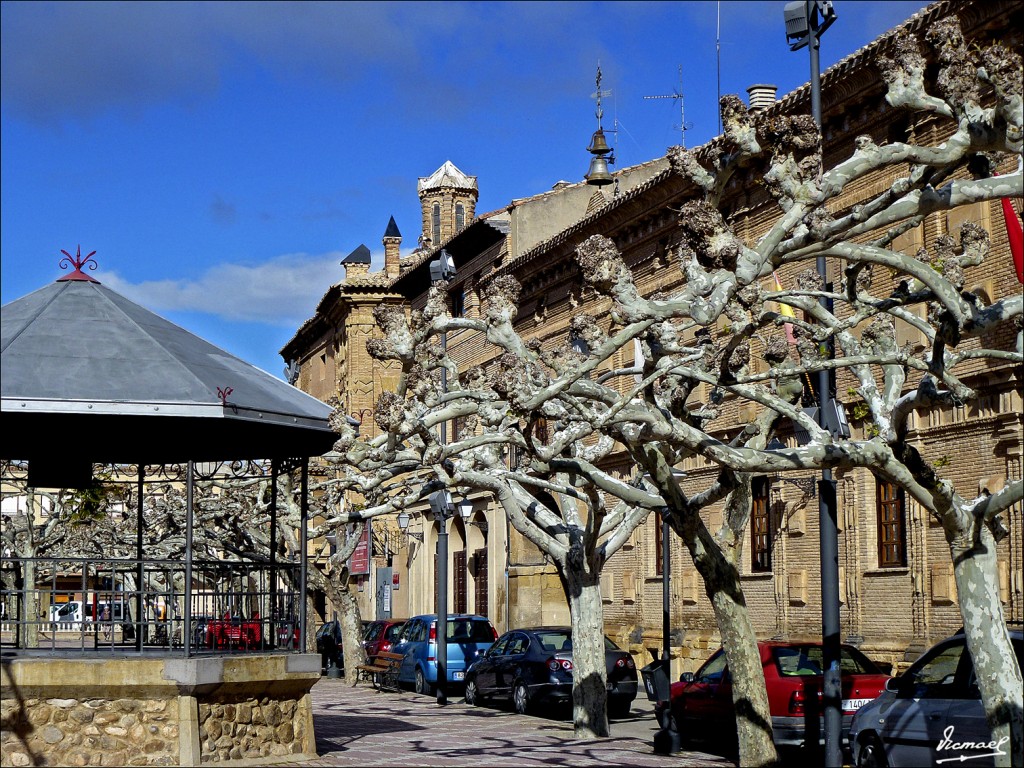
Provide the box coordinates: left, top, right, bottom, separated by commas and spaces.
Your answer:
57, 246, 100, 283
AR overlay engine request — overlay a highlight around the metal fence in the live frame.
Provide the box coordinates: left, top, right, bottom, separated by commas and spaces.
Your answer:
0, 555, 303, 656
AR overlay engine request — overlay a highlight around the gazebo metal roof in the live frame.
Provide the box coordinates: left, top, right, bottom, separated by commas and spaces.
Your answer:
1, 254, 336, 471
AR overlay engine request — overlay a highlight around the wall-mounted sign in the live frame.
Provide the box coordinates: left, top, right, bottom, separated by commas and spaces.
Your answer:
350, 523, 371, 575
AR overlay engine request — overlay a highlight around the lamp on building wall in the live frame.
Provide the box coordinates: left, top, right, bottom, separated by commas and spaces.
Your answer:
397, 512, 424, 542
783, 3, 842, 764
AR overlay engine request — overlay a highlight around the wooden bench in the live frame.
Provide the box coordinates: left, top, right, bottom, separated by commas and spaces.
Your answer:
355, 651, 404, 692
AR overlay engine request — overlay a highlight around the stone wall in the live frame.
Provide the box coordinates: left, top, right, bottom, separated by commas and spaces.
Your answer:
0, 654, 321, 766
198, 695, 307, 762
2, 696, 178, 767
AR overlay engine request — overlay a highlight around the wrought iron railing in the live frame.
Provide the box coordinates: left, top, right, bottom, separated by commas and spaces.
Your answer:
0, 555, 304, 656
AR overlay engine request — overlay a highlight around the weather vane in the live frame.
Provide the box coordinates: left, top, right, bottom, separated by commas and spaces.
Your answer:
58, 245, 99, 282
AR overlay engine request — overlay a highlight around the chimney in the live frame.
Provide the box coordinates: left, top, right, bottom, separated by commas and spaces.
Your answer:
341, 244, 371, 280
383, 216, 402, 279
746, 84, 778, 112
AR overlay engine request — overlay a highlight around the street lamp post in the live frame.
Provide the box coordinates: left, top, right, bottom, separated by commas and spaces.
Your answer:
426, 489, 471, 706
784, 3, 842, 765
427, 249, 457, 706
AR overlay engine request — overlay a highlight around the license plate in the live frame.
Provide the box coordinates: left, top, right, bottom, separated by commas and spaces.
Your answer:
453, 671, 465, 681
843, 698, 871, 711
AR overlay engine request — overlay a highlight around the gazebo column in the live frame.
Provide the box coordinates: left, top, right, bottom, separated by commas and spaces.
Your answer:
299, 460, 308, 652
184, 461, 194, 657
136, 464, 144, 652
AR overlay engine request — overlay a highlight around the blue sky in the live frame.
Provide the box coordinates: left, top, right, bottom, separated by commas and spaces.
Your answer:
1, 0, 931, 379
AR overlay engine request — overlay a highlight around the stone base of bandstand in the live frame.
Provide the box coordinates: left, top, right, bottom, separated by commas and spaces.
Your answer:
0, 653, 321, 766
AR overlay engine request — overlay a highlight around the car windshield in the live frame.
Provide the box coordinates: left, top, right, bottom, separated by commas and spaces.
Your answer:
445, 619, 493, 642
774, 645, 877, 676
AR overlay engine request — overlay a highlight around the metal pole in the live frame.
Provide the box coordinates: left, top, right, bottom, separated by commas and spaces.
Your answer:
808, 5, 842, 764
662, 514, 671, 663
437, 515, 449, 705
136, 464, 145, 652
438, 317, 450, 705
299, 460, 309, 653
270, 459, 278, 648
184, 461, 194, 657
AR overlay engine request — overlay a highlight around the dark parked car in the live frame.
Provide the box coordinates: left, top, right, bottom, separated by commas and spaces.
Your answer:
850, 626, 1023, 767
656, 641, 890, 750
391, 614, 498, 695
362, 618, 406, 660
316, 620, 345, 672
464, 626, 639, 717
317, 620, 374, 673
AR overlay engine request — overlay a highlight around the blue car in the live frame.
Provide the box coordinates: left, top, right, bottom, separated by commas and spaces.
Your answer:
392, 614, 497, 695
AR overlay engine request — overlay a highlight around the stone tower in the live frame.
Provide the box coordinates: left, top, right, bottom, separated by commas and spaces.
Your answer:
417, 160, 478, 250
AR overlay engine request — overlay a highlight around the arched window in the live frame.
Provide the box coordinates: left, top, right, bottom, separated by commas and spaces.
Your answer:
432, 203, 441, 246
456, 203, 465, 232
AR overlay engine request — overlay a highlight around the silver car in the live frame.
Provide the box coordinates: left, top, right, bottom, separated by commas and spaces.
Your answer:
850, 626, 1023, 767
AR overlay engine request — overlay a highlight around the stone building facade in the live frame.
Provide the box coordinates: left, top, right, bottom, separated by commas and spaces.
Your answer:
284, 0, 1022, 675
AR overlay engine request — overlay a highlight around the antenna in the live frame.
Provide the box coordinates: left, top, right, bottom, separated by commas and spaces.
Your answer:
717, 1, 722, 135
644, 64, 694, 149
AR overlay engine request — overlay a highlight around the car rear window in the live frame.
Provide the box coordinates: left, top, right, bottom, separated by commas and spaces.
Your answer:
774, 645, 876, 676
445, 619, 493, 642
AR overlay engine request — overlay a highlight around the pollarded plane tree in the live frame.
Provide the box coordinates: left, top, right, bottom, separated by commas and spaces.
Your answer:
563, 14, 1022, 766
338, 280, 662, 740
343, 12, 1022, 765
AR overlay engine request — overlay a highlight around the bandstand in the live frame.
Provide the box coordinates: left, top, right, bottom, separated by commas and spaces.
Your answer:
1, 250, 337, 765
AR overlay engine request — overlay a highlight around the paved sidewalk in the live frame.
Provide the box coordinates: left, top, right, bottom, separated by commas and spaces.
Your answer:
303, 678, 735, 767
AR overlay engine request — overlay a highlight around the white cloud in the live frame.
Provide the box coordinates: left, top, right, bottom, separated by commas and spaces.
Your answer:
102, 251, 345, 326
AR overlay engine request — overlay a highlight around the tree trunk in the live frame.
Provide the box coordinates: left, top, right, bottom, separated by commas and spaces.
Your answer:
689, 527, 779, 767
948, 522, 1023, 768
22, 557, 39, 650
563, 566, 609, 739
336, 575, 368, 685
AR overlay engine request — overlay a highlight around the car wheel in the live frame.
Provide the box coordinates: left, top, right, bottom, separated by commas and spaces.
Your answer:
608, 699, 630, 718
513, 680, 531, 716
414, 668, 433, 696
857, 735, 889, 768
465, 679, 480, 706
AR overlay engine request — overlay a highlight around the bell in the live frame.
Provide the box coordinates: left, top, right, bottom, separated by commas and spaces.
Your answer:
586, 156, 613, 186
587, 128, 611, 155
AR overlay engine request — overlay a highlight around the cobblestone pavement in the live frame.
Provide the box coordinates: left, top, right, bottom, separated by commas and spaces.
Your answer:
302, 678, 736, 767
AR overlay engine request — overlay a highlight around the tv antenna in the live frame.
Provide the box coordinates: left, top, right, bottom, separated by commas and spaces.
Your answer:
644, 64, 693, 148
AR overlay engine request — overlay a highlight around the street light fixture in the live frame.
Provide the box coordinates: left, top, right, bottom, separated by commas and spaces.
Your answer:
397, 512, 424, 542
783, 3, 842, 765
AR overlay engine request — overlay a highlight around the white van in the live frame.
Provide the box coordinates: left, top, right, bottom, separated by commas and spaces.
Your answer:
49, 600, 85, 629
